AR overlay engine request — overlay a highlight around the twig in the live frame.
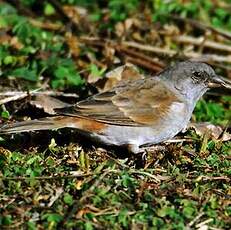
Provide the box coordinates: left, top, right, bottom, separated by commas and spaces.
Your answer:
81, 37, 231, 64
122, 41, 177, 56
29, 18, 62, 31
46, 0, 79, 33
187, 212, 205, 228
129, 170, 170, 182
125, 56, 162, 72
80, 37, 165, 72
7, 0, 36, 17
170, 14, 231, 40
200, 176, 230, 182
173, 35, 231, 53
165, 138, 194, 143
0, 94, 26, 105
0, 173, 92, 181
0, 90, 79, 105
0, 90, 79, 97
209, 227, 224, 230
117, 46, 165, 69
48, 187, 63, 207
122, 41, 231, 64
195, 218, 213, 228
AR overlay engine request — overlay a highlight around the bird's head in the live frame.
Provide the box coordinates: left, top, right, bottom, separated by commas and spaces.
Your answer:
162, 61, 231, 101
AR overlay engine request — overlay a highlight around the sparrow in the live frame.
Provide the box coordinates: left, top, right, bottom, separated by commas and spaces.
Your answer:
1, 61, 230, 153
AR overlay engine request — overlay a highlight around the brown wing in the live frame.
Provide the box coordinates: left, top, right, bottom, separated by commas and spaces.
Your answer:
55, 78, 183, 126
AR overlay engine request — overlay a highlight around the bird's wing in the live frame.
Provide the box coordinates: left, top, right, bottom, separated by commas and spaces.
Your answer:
55, 78, 183, 126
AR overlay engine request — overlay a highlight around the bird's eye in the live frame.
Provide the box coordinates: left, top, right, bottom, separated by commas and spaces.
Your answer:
192, 70, 210, 84
192, 71, 201, 78
192, 71, 202, 83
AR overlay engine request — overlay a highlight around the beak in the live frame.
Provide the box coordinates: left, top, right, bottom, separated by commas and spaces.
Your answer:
208, 75, 231, 89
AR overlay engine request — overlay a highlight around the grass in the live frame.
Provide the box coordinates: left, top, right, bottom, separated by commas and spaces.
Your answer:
0, 138, 230, 229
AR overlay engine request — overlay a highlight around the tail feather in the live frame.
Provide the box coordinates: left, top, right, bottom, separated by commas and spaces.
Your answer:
0, 116, 69, 134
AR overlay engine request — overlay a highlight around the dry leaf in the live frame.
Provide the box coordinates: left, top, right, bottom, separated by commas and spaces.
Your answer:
115, 22, 125, 37
220, 131, 231, 142
31, 95, 70, 115
190, 122, 231, 141
10, 37, 24, 50
29, 19, 62, 31
63, 6, 81, 24
98, 63, 144, 92
76, 208, 90, 219
124, 18, 134, 31
75, 180, 83, 190
65, 32, 81, 57
103, 44, 116, 62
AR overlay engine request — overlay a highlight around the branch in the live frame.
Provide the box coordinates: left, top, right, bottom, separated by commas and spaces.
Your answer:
122, 41, 231, 64
0, 90, 79, 105
80, 37, 165, 72
173, 35, 231, 53
170, 14, 231, 40
46, 0, 80, 33
0, 172, 92, 181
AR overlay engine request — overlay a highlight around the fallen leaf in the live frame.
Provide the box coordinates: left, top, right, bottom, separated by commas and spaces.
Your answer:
75, 180, 83, 190
97, 63, 144, 92
31, 95, 70, 114
65, 32, 81, 58
220, 131, 231, 142
115, 22, 125, 38
189, 122, 230, 141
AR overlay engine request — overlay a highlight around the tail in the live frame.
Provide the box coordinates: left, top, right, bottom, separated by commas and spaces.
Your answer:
0, 116, 71, 134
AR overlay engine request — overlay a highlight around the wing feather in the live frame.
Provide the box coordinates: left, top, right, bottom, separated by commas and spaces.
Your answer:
55, 78, 183, 126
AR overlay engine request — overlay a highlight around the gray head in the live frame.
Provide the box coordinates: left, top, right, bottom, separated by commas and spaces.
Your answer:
160, 61, 231, 102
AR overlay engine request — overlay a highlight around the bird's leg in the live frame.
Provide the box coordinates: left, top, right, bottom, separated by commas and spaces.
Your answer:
181, 126, 188, 133
127, 143, 142, 154
127, 143, 147, 160
126, 144, 147, 168
139, 144, 167, 153
181, 122, 192, 133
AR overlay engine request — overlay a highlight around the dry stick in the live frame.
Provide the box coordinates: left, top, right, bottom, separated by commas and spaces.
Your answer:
122, 41, 231, 64
118, 50, 163, 72
0, 173, 93, 181
187, 212, 205, 228
82, 37, 231, 64
29, 18, 62, 31
7, 0, 36, 17
129, 170, 166, 183
122, 41, 176, 56
125, 56, 163, 73
0, 95, 26, 105
80, 37, 165, 71
173, 35, 231, 53
0, 91, 79, 105
117, 46, 165, 69
195, 219, 214, 228
200, 176, 230, 182
170, 14, 231, 40
46, 0, 80, 32
0, 91, 79, 97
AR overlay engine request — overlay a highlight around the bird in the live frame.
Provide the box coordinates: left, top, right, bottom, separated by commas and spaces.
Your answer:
0, 61, 230, 153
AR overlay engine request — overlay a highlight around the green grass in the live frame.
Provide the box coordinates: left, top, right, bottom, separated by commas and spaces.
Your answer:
0, 140, 230, 229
